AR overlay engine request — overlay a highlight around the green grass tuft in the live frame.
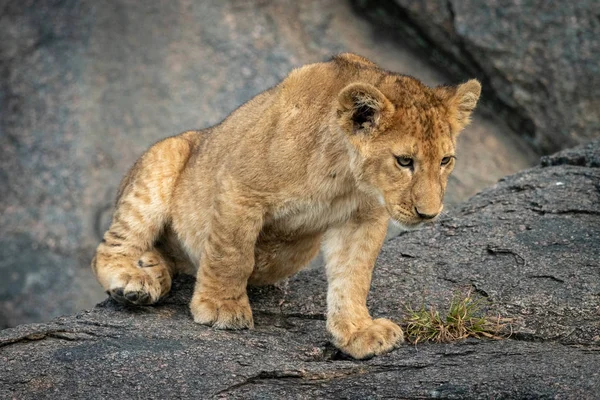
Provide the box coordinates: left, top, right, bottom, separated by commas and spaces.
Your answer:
402, 290, 512, 344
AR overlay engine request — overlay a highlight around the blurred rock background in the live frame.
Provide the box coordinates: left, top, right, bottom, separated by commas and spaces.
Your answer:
0, 0, 595, 328
353, 0, 600, 154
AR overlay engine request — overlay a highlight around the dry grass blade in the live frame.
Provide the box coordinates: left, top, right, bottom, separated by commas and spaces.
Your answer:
402, 290, 513, 344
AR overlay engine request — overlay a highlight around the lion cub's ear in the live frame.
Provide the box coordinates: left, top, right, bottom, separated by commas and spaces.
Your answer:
446, 79, 482, 134
337, 83, 395, 136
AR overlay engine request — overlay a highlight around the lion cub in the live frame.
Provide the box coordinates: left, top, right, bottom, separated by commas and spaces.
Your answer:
92, 53, 481, 359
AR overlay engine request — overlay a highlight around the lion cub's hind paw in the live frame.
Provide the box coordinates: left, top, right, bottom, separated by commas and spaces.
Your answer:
108, 269, 164, 306
107, 252, 172, 306
109, 286, 152, 305
339, 318, 404, 360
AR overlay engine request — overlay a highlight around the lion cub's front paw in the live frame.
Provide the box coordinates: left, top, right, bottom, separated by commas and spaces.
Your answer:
331, 318, 404, 359
190, 293, 254, 330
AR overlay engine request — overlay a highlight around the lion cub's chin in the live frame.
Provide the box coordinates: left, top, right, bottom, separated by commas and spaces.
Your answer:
389, 218, 425, 231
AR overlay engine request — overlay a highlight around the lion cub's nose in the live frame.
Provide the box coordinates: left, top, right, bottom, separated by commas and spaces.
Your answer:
415, 207, 439, 220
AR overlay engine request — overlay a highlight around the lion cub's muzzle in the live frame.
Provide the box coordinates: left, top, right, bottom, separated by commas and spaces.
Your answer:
414, 207, 440, 220
414, 204, 443, 223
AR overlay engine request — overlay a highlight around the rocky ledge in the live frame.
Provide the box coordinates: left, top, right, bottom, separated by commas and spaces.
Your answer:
1, 140, 599, 399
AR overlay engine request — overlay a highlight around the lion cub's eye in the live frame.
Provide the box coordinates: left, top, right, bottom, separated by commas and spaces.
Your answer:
441, 156, 453, 166
396, 156, 414, 169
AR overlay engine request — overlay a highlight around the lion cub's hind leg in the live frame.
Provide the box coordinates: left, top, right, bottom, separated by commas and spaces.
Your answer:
92, 133, 195, 306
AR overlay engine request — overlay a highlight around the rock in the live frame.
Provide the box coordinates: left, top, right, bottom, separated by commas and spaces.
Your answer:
2, 141, 598, 398
0, 0, 537, 327
352, 0, 600, 154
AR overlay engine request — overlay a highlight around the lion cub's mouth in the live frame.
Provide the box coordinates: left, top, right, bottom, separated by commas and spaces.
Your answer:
385, 206, 422, 229
389, 212, 441, 231
386, 203, 443, 230
389, 217, 423, 231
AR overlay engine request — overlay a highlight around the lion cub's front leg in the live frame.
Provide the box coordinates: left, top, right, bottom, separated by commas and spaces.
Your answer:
189, 194, 264, 330
323, 208, 404, 359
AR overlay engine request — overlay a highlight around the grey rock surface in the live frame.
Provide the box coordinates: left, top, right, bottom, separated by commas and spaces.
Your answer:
352, 0, 600, 154
1, 141, 598, 399
0, 0, 537, 328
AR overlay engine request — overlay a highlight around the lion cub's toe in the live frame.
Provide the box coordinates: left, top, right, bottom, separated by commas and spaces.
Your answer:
190, 294, 254, 330
109, 271, 162, 305
336, 318, 404, 360
109, 286, 153, 305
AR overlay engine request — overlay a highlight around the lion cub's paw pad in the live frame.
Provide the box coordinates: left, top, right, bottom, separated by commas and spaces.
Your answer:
190, 296, 254, 330
340, 318, 404, 360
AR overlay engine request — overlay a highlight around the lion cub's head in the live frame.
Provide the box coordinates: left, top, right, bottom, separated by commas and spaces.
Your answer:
336, 75, 481, 228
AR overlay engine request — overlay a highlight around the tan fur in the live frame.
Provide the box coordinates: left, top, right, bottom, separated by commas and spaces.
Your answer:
92, 53, 481, 359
